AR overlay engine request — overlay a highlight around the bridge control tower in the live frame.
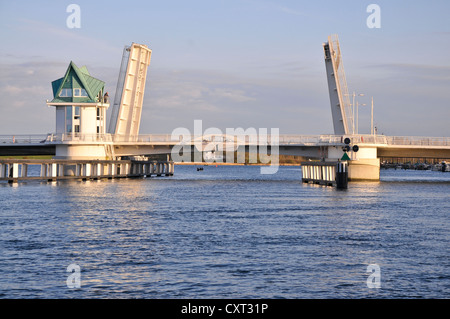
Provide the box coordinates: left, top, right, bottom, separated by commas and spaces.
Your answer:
46, 61, 111, 159
44, 43, 152, 160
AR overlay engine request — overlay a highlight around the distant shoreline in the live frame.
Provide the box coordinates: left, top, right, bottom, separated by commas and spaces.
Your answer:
174, 162, 300, 166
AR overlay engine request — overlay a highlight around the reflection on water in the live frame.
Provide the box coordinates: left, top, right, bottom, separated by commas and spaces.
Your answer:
0, 166, 448, 298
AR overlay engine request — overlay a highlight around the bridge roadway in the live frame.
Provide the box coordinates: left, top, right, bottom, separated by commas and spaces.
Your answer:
1, 134, 450, 159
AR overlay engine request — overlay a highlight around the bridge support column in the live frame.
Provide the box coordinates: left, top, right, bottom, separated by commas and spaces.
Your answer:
54, 144, 110, 160
83, 163, 91, 178
327, 145, 380, 181
0, 163, 6, 178
156, 163, 162, 176
109, 163, 116, 177
348, 147, 380, 181
168, 162, 174, 176
348, 158, 380, 181
76, 164, 82, 177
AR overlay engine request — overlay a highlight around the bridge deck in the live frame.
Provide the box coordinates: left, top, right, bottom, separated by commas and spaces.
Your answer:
1, 134, 449, 147
1, 134, 449, 159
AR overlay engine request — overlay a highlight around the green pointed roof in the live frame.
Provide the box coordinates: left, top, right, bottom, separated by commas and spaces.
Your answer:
50, 61, 105, 103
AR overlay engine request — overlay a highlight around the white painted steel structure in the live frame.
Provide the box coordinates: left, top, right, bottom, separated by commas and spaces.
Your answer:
108, 43, 152, 137
323, 34, 353, 135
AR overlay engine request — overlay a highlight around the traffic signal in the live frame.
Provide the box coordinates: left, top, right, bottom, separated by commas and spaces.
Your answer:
342, 137, 359, 155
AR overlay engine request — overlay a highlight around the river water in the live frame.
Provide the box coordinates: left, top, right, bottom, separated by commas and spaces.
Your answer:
0, 165, 448, 299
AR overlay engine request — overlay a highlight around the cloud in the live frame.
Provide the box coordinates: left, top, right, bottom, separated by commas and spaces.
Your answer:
149, 78, 218, 112
362, 63, 450, 100
17, 18, 116, 51
138, 66, 331, 134
2, 57, 448, 137
276, 5, 305, 16
210, 88, 256, 102
244, 0, 305, 16
1, 85, 46, 96
147, 68, 259, 108
347, 62, 450, 136
369, 63, 450, 80
2, 85, 21, 95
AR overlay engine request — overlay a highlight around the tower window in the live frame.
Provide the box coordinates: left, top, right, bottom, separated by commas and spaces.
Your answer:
74, 88, 88, 97
74, 106, 80, 119
65, 106, 72, 133
59, 88, 72, 97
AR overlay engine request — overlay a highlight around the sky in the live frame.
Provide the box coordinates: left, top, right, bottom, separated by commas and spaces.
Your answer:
0, 0, 449, 136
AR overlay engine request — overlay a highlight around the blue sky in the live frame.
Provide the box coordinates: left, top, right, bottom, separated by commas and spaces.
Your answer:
0, 0, 449, 136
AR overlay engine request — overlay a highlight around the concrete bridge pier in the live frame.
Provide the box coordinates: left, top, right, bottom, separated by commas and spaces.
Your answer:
327, 145, 380, 181
348, 149, 380, 181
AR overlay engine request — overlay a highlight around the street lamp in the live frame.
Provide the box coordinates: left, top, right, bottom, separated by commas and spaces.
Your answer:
352, 92, 364, 134
356, 100, 366, 135
371, 97, 375, 135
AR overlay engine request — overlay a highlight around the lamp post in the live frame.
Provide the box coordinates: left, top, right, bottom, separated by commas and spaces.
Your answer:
352, 92, 364, 134
371, 97, 374, 135
356, 99, 366, 135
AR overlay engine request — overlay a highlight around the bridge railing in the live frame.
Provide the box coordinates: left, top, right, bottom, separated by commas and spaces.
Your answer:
1, 134, 449, 146
385, 136, 450, 146
84, 134, 450, 146
42, 133, 347, 145
43, 133, 178, 143
44, 133, 114, 143
0, 135, 48, 144
339, 135, 385, 144
324, 135, 450, 146
112, 134, 175, 143
277, 134, 389, 145
168, 134, 330, 145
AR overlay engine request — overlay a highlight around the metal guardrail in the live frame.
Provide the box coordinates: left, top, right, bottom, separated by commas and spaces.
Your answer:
384, 136, 450, 146
0, 134, 449, 146
0, 135, 48, 144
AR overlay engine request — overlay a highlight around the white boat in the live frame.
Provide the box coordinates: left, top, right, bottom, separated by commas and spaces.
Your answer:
432, 161, 450, 172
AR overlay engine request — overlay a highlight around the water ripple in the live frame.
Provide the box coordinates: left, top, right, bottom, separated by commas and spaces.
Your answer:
0, 166, 448, 298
